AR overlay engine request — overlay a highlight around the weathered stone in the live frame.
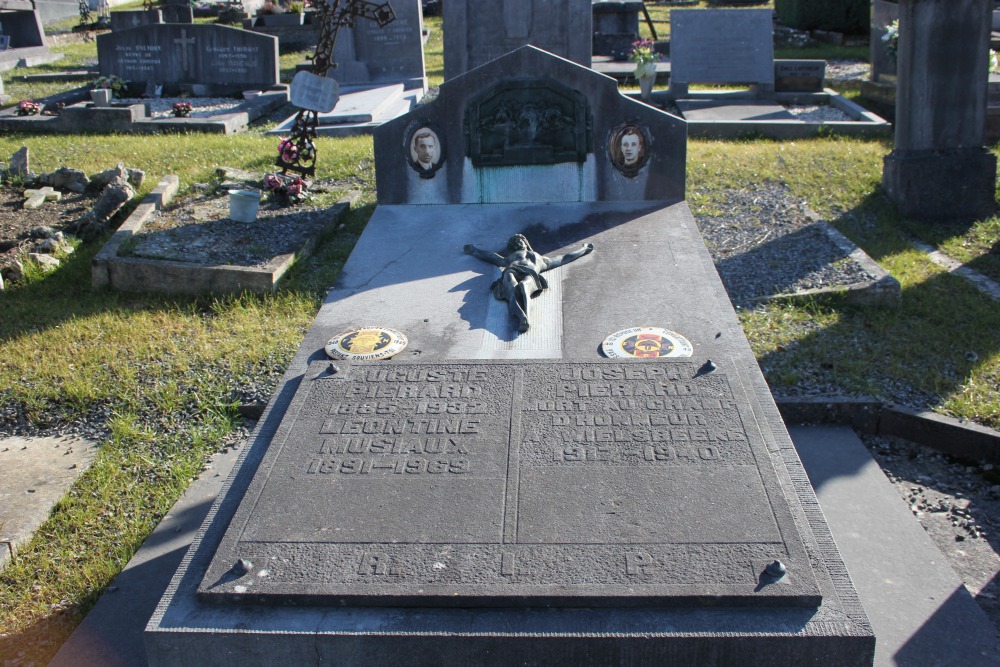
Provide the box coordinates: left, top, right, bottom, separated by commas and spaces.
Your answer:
34, 238, 64, 254
126, 168, 145, 189
29, 226, 59, 239
74, 178, 135, 237
40, 167, 89, 194
28, 253, 60, 271
89, 164, 129, 190
1, 259, 24, 283
9, 147, 29, 178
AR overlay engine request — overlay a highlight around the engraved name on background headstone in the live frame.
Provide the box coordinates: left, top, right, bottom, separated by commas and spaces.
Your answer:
96, 24, 278, 90
202, 360, 819, 607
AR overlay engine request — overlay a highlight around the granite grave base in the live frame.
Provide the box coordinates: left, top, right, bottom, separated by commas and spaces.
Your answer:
145, 201, 874, 666
0, 87, 289, 135
882, 148, 998, 221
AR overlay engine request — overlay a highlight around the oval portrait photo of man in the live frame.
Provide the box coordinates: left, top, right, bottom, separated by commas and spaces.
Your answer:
405, 121, 445, 179
608, 121, 652, 178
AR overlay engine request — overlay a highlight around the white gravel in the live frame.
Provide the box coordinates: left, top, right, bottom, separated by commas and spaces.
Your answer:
786, 105, 853, 122
118, 96, 247, 119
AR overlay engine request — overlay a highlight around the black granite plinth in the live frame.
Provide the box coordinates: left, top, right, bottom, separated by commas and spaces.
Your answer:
882, 148, 997, 220
201, 360, 820, 608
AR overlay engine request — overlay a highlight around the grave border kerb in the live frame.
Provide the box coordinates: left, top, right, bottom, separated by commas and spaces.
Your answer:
91, 175, 354, 295
0, 86, 290, 135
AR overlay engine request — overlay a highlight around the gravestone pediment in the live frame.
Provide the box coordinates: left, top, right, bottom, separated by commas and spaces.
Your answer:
464, 78, 593, 167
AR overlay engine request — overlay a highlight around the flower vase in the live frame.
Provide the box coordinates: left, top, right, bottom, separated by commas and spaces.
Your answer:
638, 72, 656, 101
91, 88, 112, 107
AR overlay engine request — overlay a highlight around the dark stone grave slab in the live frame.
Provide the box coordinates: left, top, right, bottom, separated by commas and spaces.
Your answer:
0, 4, 57, 71
328, 0, 425, 90
669, 8, 774, 95
775, 59, 826, 93
201, 359, 820, 608
96, 24, 278, 94
676, 99, 796, 122
146, 46, 873, 666
592, 0, 643, 60
443, 0, 592, 80
110, 9, 162, 32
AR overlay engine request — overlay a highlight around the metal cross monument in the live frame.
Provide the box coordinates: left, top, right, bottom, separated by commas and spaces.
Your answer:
276, 0, 395, 178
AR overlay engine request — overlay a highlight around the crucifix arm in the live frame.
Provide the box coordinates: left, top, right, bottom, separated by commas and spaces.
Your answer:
542, 243, 594, 271
464, 244, 507, 267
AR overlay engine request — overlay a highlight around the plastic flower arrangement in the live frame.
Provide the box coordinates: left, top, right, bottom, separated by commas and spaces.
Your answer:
263, 172, 309, 204
629, 38, 659, 79
172, 101, 193, 117
882, 20, 899, 60
15, 100, 42, 116
91, 75, 129, 98
278, 137, 299, 163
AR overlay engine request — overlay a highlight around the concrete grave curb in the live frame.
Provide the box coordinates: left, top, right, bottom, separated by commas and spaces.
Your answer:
0, 88, 289, 135
775, 397, 1000, 465
92, 175, 353, 295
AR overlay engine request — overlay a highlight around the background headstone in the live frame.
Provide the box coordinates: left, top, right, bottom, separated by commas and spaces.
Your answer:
443, 0, 592, 80
0, 2, 54, 71
9, 146, 28, 178
882, 0, 997, 220
592, 0, 643, 60
871, 0, 899, 83
96, 24, 279, 95
110, 9, 163, 32
327, 0, 425, 90
774, 60, 826, 92
668, 8, 774, 97
161, 0, 194, 24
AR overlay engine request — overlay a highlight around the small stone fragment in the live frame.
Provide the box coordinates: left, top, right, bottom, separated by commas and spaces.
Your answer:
9, 146, 28, 177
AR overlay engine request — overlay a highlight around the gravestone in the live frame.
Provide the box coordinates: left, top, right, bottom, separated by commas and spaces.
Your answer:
0, 0, 58, 71
774, 60, 826, 93
96, 24, 279, 96
148, 47, 874, 665
668, 8, 774, 97
160, 0, 193, 24
110, 9, 163, 32
882, 0, 997, 220
443, 0, 592, 80
327, 0, 425, 90
592, 0, 643, 60
871, 0, 899, 83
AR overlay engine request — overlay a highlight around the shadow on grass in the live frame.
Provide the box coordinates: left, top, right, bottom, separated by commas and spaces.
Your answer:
751, 194, 1000, 428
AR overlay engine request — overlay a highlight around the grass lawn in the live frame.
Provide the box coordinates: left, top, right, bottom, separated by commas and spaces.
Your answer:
1, 9, 999, 665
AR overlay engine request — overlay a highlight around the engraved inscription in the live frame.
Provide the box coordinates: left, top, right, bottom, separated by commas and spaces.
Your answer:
205, 361, 820, 608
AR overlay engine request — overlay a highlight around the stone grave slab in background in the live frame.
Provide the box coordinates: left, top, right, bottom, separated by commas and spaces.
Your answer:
147, 46, 873, 665
443, 0, 592, 80
160, 0, 193, 24
774, 59, 826, 93
668, 8, 774, 96
0, 1, 61, 71
871, 0, 899, 83
271, 0, 425, 137
328, 0, 425, 90
110, 9, 163, 31
592, 0, 643, 60
96, 24, 279, 95
882, 0, 997, 220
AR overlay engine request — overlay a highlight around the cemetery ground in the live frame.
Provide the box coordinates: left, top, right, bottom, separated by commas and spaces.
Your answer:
0, 9, 998, 666
2, 132, 999, 665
